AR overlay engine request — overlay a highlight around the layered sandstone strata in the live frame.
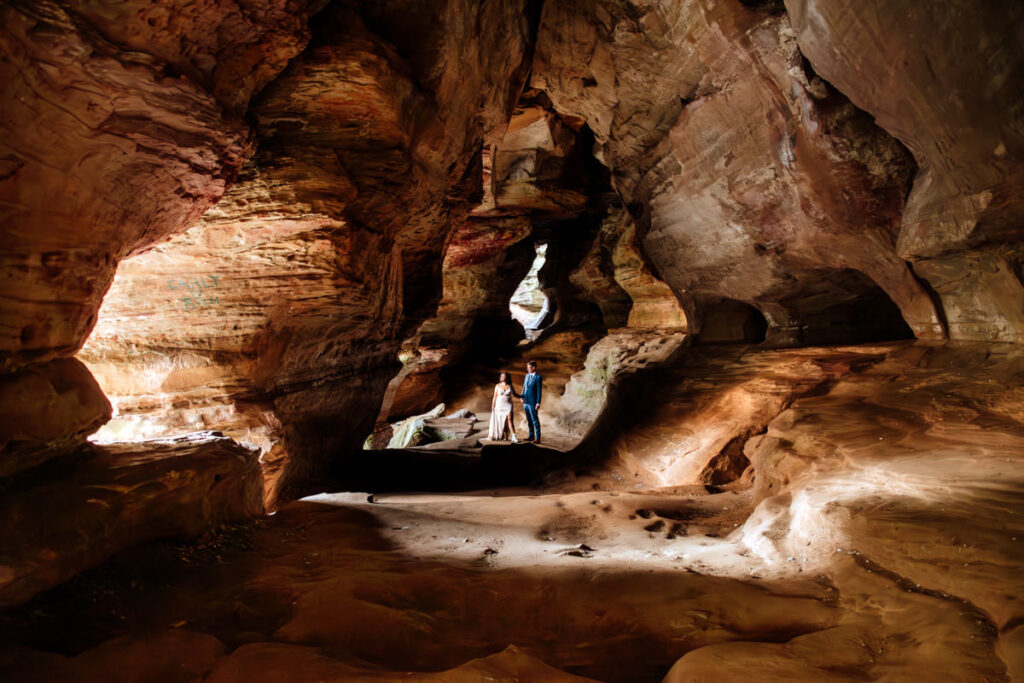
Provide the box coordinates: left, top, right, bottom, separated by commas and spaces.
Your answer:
75, 1, 536, 501
531, 0, 945, 344
3, 340, 1019, 680
376, 94, 605, 423
0, 0, 323, 475
787, 0, 1024, 343
0, 5, 1020, 672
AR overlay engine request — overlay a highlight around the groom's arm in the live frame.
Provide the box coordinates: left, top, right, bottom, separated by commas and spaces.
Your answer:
537, 375, 542, 407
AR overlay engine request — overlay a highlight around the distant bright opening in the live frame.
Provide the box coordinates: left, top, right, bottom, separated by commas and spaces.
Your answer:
509, 243, 548, 340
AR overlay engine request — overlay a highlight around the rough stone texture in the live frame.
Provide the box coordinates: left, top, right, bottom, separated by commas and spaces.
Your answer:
378, 92, 612, 423
556, 331, 688, 443
540, 203, 692, 446
0, 495, 843, 682
390, 115, 693, 446
743, 344, 1024, 631
0, 0, 321, 370
76, 1, 537, 500
0, 629, 227, 683
205, 643, 599, 682
77, 162, 407, 501
571, 204, 688, 331
662, 626, 885, 682
386, 403, 446, 449
63, 0, 327, 114
433, 205, 693, 447
0, 2, 1022, 679
0, 634, 596, 683
598, 345, 887, 487
0, 434, 262, 608
0, 358, 111, 478
787, 0, 1024, 343
696, 299, 768, 344
377, 215, 534, 421
588, 341, 1022, 679
6, 352, 1020, 683
0, 343, 1020, 680
0, 0, 324, 479
531, 0, 944, 344
487, 96, 592, 217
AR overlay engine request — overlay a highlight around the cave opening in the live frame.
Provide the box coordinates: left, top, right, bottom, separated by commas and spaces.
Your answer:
773, 269, 917, 346
2, 1, 1022, 681
696, 299, 769, 345
509, 242, 550, 340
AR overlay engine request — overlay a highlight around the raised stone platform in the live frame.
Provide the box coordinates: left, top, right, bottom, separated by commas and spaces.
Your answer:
0, 433, 263, 608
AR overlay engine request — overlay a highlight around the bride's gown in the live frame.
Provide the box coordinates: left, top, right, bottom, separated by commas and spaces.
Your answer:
487, 384, 515, 440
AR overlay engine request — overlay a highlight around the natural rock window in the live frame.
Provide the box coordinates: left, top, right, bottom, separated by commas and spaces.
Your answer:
509, 242, 550, 340
1, 1, 1022, 681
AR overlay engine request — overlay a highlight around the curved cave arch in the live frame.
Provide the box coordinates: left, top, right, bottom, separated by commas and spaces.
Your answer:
695, 299, 769, 344
2, 2, 1022, 681
783, 270, 916, 346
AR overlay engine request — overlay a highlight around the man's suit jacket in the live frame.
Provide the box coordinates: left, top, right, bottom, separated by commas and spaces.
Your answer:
521, 372, 542, 405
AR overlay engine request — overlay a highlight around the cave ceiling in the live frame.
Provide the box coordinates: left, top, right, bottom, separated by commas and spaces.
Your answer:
0, 1, 1022, 679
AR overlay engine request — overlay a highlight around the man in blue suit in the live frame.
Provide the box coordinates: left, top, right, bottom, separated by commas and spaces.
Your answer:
520, 360, 543, 443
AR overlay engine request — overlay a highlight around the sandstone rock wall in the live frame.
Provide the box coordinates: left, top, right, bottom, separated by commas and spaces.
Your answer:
0, 0, 322, 474
1, 0, 1021, 620
377, 94, 607, 423
72, 1, 537, 500
786, 0, 1024, 343
531, 0, 950, 344
0, 434, 263, 608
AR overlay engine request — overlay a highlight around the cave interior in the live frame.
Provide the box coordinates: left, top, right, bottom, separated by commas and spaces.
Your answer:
0, 0, 1023, 681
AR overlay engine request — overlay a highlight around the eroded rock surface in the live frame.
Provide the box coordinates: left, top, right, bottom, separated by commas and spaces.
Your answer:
1, 1, 1022, 680
3, 339, 1020, 682
0, 434, 262, 608
787, 0, 1024, 343
591, 342, 1023, 679
0, 0, 322, 369
532, 0, 943, 343
0, 358, 111, 478
377, 93, 606, 424
76, 0, 537, 501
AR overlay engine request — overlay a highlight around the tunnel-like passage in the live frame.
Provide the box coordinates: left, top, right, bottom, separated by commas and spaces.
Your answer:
1, 1, 1022, 681
696, 300, 768, 344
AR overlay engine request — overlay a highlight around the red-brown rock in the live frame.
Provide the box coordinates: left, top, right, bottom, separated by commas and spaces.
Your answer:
74, 1, 538, 499
0, 434, 262, 607
786, 0, 1024, 343
532, 0, 944, 343
0, 358, 111, 477
0, 1, 321, 369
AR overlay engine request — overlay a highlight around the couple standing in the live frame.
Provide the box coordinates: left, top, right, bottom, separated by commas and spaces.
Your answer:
487, 361, 543, 443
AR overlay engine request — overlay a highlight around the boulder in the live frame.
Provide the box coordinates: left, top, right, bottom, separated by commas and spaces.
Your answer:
0, 434, 263, 607
386, 403, 448, 449
0, 358, 111, 478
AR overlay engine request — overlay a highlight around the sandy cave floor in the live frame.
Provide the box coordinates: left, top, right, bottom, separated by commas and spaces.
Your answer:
0, 484, 836, 682
1, 342, 1022, 682
0, 478, 1018, 681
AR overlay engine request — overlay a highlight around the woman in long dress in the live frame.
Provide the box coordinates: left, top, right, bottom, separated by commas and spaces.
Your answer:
487, 372, 520, 442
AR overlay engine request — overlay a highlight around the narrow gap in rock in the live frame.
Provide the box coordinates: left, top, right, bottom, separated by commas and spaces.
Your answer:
509, 241, 550, 340
1, 3, 1020, 682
